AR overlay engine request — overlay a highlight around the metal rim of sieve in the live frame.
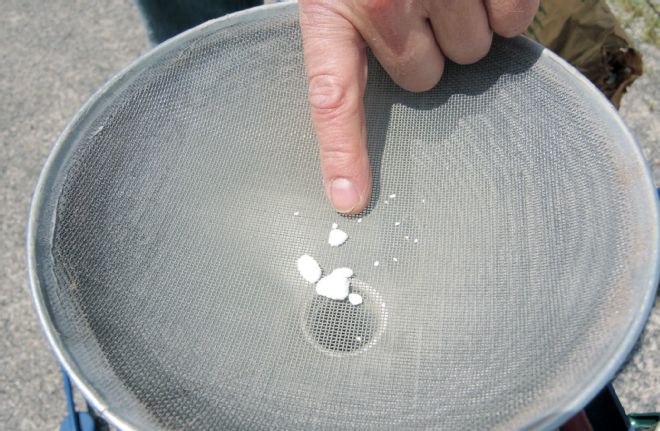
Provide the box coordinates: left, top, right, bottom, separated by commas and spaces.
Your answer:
26, 2, 660, 430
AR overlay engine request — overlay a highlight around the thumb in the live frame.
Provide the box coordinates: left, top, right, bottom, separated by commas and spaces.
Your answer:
299, 2, 371, 215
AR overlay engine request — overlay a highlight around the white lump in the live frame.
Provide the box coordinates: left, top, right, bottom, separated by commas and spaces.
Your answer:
295, 220, 365, 304
331, 267, 354, 278
316, 273, 350, 300
315, 266, 355, 301
296, 256, 358, 303
328, 228, 348, 247
348, 293, 363, 305
296, 254, 322, 283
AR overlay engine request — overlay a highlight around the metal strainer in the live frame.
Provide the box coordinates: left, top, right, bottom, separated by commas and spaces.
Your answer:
27, 3, 659, 430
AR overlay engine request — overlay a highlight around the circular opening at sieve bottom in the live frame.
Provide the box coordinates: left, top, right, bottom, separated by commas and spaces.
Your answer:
302, 279, 387, 355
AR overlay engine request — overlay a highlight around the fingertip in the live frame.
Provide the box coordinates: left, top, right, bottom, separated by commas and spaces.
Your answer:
328, 178, 360, 214
326, 177, 371, 215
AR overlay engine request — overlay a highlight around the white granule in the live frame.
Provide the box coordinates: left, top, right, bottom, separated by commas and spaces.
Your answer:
373, 261, 380, 267
404, 236, 410, 240
331, 267, 354, 278
315, 274, 350, 300
328, 228, 348, 247
357, 218, 362, 223
389, 194, 396, 199
296, 254, 322, 283
332, 223, 338, 229
394, 222, 400, 226
348, 293, 363, 305
384, 200, 389, 204
392, 257, 398, 262
293, 211, 300, 216
422, 199, 426, 204
355, 336, 362, 342
414, 238, 419, 243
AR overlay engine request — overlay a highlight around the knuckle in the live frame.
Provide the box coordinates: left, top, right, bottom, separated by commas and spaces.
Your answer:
308, 73, 351, 119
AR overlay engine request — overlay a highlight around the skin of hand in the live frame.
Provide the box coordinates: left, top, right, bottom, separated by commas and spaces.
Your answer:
299, 0, 539, 214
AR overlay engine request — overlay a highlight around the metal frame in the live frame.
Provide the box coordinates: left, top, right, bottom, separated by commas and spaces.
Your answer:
26, 2, 660, 430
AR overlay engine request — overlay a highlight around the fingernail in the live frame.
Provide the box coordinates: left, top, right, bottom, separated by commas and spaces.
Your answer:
329, 178, 360, 213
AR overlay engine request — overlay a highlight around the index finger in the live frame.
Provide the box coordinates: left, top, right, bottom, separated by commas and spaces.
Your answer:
299, 1, 371, 214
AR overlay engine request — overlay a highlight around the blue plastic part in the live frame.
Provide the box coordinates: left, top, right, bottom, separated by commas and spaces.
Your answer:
59, 369, 96, 431
60, 412, 95, 431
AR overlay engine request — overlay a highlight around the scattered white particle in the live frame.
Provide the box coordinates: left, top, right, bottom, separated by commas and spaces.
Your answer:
392, 257, 398, 262
355, 336, 362, 342
404, 235, 410, 240
394, 222, 400, 226
293, 211, 300, 216
328, 228, 348, 247
332, 223, 338, 229
348, 293, 363, 305
384, 200, 389, 204
315, 274, 350, 300
414, 238, 419, 243
373, 261, 380, 267
331, 267, 354, 278
422, 199, 426, 204
388, 194, 396, 199
357, 218, 362, 223
296, 254, 322, 283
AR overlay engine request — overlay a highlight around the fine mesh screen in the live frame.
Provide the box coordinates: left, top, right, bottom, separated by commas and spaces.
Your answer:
32, 4, 658, 430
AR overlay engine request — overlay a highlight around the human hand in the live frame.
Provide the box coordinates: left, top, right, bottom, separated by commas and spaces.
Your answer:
299, 0, 538, 214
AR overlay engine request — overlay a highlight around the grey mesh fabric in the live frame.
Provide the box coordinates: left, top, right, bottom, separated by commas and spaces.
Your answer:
29, 4, 659, 431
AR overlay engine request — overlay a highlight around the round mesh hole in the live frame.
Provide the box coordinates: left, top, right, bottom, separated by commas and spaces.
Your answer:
305, 294, 377, 353
302, 280, 386, 354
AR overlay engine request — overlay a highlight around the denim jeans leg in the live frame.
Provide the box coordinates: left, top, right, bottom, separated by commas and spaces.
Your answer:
135, 0, 263, 44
